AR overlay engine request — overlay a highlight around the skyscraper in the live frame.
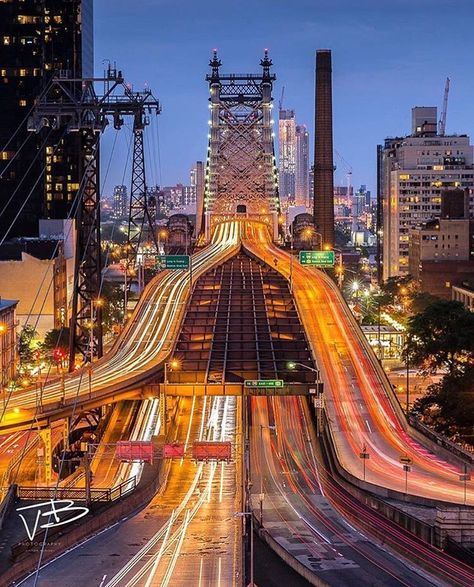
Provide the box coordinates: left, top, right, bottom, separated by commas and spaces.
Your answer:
295, 125, 310, 207
112, 185, 128, 219
380, 106, 474, 280
278, 109, 296, 205
0, 1, 93, 238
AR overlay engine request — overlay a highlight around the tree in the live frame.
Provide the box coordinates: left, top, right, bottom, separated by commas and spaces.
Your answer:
18, 325, 37, 367
409, 292, 441, 315
42, 327, 70, 352
414, 365, 474, 437
101, 281, 124, 334
406, 300, 474, 375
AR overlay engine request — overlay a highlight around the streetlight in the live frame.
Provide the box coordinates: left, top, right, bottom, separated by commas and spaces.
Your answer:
89, 298, 103, 363
405, 333, 412, 417
287, 362, 324, 436
259, 424, 276, 527
162, 359, 181, 435
350, 280, 360, 305
233, 511, 254, 587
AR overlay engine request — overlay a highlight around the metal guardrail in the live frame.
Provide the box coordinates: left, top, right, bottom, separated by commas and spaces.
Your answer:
408, 416, 474, 465
17, 476, 137, 503
1, 435, 39, 498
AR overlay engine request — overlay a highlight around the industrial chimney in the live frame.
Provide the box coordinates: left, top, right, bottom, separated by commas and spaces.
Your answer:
313, 50, 335, 249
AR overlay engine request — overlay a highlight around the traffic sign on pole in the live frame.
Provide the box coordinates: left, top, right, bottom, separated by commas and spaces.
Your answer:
299, 250, 335, 267
244, 380, 284, 389
399, 455, 413, 465
156, 255, 190, 270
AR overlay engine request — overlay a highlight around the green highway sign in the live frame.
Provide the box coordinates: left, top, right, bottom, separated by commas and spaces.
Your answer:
299, 250, 335, 267
156, 255, 190, 270
244, 379, 284, 389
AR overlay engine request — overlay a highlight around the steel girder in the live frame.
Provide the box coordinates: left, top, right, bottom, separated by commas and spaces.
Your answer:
28, 67, 160, 368
204, 51, 280, 219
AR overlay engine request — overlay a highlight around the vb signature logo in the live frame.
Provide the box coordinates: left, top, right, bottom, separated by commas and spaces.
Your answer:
16, 500, 89, 541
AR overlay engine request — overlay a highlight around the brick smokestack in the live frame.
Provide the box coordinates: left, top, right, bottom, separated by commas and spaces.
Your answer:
313, 50, 335, 248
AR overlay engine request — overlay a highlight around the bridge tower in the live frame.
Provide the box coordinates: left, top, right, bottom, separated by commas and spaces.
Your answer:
203, 50, 280, 240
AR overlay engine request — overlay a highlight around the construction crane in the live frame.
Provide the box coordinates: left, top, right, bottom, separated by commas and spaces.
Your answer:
279, 85, 285, 111
334, 149, 353, 197
438, 77, 450, 136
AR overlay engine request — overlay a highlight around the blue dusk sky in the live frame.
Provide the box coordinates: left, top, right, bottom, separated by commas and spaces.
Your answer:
95, 0, 474, 197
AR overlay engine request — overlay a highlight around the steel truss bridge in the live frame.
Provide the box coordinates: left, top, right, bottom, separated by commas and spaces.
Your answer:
1, 52, 474, 587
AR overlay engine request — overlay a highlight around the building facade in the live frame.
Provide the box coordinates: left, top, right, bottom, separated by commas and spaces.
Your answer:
295, 125, 309, 207
452, 284, 474, 311
111, 185, 128, 219
0, 298, 18, 388
380, 107, 474, 280
0, 0, 93, 238
278, 109, 296, 205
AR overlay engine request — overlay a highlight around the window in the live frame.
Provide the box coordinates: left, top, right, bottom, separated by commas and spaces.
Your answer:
19, 99, 26, 107
3, 36, 10, 45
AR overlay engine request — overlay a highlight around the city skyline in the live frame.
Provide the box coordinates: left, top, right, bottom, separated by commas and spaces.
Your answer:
96, 0, 474, 198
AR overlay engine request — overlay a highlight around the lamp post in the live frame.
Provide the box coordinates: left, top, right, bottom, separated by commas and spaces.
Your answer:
162, 359, 180, 436
89, 298, 103, 363
258, 424, 276, 527
287, 361, 324, 436
405, 333, 411, 417
234, 511, 254, 587
289, 227, 294, 293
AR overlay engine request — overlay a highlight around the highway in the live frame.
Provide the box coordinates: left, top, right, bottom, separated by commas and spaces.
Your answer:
242, 220, 472, 505
251, 395, 474, 586
19, 395, 241, 587
0, 221, 241, 430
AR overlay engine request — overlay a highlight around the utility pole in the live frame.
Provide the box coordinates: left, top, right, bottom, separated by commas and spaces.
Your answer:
28, 66, 160, 369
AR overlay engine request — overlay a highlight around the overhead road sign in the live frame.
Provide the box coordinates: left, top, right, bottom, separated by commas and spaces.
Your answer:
299, 250, 335, 267
244, 380, 284, 389
156, 255, 190, 270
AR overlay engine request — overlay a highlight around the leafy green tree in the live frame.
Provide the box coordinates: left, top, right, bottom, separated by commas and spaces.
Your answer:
406, 300, 474, 375
101, 281, 124, 334
409, 292, 441, 315
414, 365, 474, 436
42, 327, 70, 352
18, 325, 37, 367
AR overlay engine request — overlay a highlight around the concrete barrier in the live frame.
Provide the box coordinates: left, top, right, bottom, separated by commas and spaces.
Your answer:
0, 484, 16, 531
259, 529, 330, 587
1, 458, 170, 587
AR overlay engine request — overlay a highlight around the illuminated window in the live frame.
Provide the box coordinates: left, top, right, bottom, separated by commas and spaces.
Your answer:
46, 146, 53, 154
53, 15, 62, 24
399, 174, 410, 180
0, 151, 14, 160
3, 36, 10, 45
55, 183, 63, 191
19, 68, 27, 77
19, 99, 26, 107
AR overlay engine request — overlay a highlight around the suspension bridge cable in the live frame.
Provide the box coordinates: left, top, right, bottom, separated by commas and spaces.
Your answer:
0, 131, 34, 181
0, 127, 54, 224
0, 80, 52, 155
